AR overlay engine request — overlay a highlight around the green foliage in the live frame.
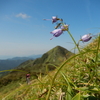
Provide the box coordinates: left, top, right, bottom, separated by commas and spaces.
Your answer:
61, 73, 73, 100
71, 93, 80, 100
1, 37, 100, 100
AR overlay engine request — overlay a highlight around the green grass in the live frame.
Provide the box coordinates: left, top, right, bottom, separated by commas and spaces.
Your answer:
0, 35, 100, 100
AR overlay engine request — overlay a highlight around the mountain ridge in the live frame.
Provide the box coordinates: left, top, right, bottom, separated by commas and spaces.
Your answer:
0, 54, 42, 71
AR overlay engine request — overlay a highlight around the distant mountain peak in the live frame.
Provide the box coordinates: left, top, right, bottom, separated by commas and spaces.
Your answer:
33, 45, 74, 65
17, 45, 74, 69
52, 45, 69, 51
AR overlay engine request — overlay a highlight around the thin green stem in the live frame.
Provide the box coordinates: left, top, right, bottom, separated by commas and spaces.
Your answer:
67, 30, 81, 53
67, 30, 82, 83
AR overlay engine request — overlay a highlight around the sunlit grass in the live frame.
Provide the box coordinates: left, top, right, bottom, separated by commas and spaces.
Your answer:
0, 33, 100, 99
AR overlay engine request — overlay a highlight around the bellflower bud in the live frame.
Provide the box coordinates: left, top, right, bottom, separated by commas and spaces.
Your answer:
52, 16, 58, 23
80, 34, 92, 42
52, 16, 63, 23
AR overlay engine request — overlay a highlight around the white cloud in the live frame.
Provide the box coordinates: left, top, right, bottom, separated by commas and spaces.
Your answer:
15, 13, 31, 19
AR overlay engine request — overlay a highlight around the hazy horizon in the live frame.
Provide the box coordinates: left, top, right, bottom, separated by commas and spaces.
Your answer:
0, 54, 43, 60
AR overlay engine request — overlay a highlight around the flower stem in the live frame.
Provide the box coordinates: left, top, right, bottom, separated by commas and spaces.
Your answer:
67, 30, 81, 53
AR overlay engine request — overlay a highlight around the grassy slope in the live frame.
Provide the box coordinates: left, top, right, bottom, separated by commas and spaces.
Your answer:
1, 37, 100, 100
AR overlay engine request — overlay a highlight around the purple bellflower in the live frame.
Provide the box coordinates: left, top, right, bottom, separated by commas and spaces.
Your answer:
43, 16, 62, 23
52, 16, 60, 23
50, 29, 63, 40
52, 16, 58, 23
80, 34, 92, 42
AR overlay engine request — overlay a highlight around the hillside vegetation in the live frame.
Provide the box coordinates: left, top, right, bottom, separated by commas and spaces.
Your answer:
0, 37, 100, 100
0, 46, 73, 89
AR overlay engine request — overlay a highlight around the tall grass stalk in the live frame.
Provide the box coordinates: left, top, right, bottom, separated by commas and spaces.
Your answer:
95, 36, 100, 62
0, 69, 27, 73
94, 35, 100, 84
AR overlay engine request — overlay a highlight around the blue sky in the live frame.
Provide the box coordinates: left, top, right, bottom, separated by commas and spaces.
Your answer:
0, 0, 100, 59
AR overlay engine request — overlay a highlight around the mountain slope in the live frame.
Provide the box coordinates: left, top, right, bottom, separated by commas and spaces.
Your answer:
0, 59, 28, 71
17, 45, 74, 71
37, 45, 73, 64
0, 45, 74, 88
0, 55, 42, 71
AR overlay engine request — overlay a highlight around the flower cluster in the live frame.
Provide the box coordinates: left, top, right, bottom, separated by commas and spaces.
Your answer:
44, 16, 69, 40
44, 16, 94, 42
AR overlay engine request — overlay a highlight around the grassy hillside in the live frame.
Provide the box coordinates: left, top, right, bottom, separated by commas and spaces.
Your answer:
0, 37, 100, 100
0, 46, 73, 88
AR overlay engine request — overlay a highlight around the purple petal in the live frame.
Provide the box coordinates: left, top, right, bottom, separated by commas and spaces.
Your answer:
52, 16, 58, 23
50, 29, 63, 37
50, 37, 54, 40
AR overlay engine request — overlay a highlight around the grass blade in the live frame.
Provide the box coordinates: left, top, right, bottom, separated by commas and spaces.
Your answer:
71, 92, 80, 100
